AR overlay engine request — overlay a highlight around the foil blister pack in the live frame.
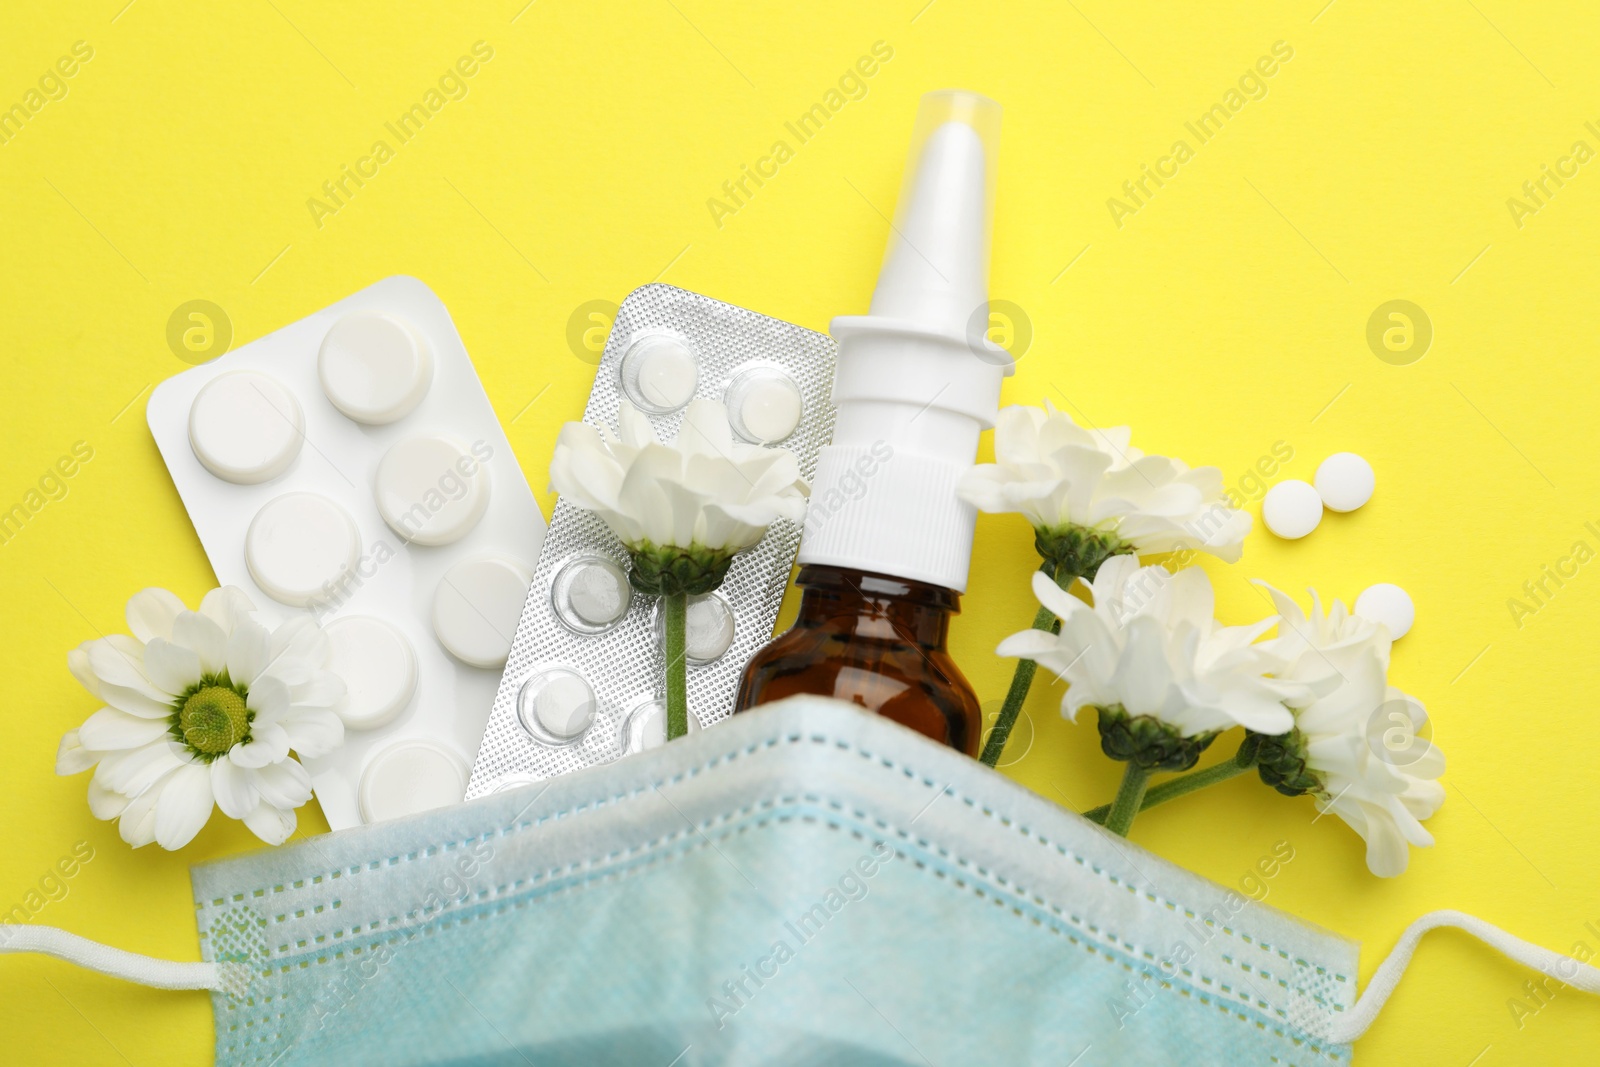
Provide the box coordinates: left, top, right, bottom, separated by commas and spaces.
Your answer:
465, 284, 837, 797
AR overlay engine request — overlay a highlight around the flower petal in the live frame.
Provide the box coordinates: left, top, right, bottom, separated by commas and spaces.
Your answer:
116, 769, 176, 848
172, 611, 229, 677
246, 674, 290, 724
67, 644, 102, 700
242, 801, 296, 846
56, 729, 101, 775
87, 779, 131, 820
231, 724, 289, 768
153, 763, 214, 850
198, 586, 256, 636
78, 707, 172, 751
94, 741, 185, 797
250, 759, 313, 810
211, 758, 259, 820
280, 708, 344, 759
143, 638, 202, 696
227, 619, 273, 687
126, 588, 186, 644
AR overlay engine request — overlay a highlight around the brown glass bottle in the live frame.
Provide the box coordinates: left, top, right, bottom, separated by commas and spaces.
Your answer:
733, 565, 981, 755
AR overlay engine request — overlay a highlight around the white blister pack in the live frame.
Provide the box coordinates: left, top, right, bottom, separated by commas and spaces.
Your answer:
146, 276, 546, 829
465, 284, 837, 798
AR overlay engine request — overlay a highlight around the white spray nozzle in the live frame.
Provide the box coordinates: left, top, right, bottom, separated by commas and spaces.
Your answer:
871, 90, 1002, 340
800, 89, 1010, 593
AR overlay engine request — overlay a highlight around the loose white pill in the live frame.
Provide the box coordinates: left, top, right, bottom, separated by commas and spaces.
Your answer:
188, 371, 304, 484
619, 697, 701, 754
1314, 453, 1376, 513
375, 435, 490, 546
1262, 480, 1323, 540
324, 615, 417, 730
245, 493, 361, 607
318, 311, 433, 425
357, 739, 468, 823
1354, 583, 1415, 640
516, 668, 597, 745
622, 332, 698, 413
727, 369, 803, 444
432, 555, 533, 668
653, 592, 736, 664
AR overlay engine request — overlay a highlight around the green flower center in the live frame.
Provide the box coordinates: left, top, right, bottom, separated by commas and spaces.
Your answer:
169, 676, 252, 761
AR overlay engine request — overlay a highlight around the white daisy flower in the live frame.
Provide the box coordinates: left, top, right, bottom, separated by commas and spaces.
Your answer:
55, 586, 345, 850
998, 556, 1299, 770
958, 401, 1251, 569
549, 397, 808, 595
1246, 585, 1445, 877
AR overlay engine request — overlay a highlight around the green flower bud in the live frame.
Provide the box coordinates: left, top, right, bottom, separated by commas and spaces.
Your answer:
626, 542, 738, 597
1095, 704, 1217, 772
1239, 729, 1321, 797
1034, 524, 1133, 583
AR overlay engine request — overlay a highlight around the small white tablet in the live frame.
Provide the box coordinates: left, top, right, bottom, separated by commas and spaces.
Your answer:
357, 739, 468, 823
375, 435, 490, 546
244, 492, 360, 607
1314, 453, 1375, 513
325, 615, 418, 730
1354, 583, 1415, 640
432, 555, 533, 668
318, 311, 433, 425
188, 371, 304, 484
1262, 480, 1323, 540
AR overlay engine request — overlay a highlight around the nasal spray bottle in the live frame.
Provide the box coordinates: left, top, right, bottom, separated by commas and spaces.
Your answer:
734, 90, 1012, 753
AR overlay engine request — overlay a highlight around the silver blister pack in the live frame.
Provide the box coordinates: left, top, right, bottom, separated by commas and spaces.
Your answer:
465, 284, 837, 796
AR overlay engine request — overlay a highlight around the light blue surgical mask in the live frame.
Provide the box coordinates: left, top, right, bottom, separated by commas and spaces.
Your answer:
6, 696, 1598, 1064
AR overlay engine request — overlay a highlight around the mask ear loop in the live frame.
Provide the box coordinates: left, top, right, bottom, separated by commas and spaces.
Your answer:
1327, 909, 1600, 1044
0, 925, 250, 995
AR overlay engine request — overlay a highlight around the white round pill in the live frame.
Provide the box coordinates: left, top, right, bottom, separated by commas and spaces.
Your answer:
324, 615, 417, 730
726, 368, 803, 444
318, 311, 433, 425
375, 435, 490, 546
516, 668, 597, 745
357, 739, 468, 824
1354, 583, 1415, 640
551, 553, 632, 634
1262, 480, 1323, 540
188, 371, 304, 484
622, 332, 698, 413
432, 555, 533, 668
245, 493, 361, 607
1314, 453, 1375, 513
620, 697, 701, 754
652, 592, 736, 664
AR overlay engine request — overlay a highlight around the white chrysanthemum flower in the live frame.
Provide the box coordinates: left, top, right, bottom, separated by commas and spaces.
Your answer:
55, 587, 345, 850
958, 401, 1251, 566
1248, 585, 1445, 878
998, 557, 1299, 769
549, 398, 808, 597
550, 398, 807, 553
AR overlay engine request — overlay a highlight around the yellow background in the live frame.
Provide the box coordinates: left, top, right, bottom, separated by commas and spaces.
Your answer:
2, 1, 1595, 1062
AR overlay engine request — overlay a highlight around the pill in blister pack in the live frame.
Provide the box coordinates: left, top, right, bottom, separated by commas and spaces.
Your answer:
146, 276, 546, 829
465, 284, 837, 797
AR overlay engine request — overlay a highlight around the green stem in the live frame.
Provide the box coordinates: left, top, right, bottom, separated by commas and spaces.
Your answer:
1084, 751, 1256, 824
1104, 763, 1151, 836
664, 592, 688, 740
979, 601, 1058, 767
